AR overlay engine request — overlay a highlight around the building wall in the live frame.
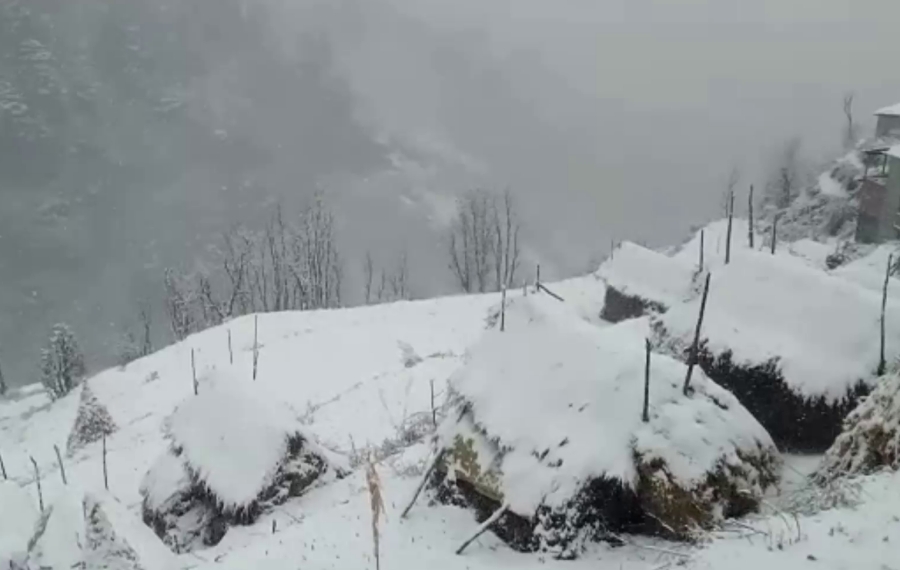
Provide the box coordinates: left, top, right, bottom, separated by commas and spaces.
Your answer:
856, 156, 900, 243
876, 115, 900, 138
877, 155, 900, 241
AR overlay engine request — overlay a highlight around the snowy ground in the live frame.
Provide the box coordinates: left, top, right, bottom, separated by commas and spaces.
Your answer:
3, 227, 900, 569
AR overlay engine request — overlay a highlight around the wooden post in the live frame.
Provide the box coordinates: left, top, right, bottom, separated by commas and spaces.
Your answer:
102, 434, 108, 491
401, 448, 446, 519
191, 348, 198, 396
770, 217, 778, 255
53, 445, 67, 486
430, 379, 437, 429
500, 286, 507, 332
0, 450, 6, 480
30, 456, 43, 512
536, 264, 541, 291
879, 254, 893, 376
725, 191, 734, 265
228, 329, 233, 365
642, 339, 651, 423
456, 502, 511, 555
683, 273, 712, 396
699, 230, 705, 272
253, 315, 259, 381
748, 185, 755, 249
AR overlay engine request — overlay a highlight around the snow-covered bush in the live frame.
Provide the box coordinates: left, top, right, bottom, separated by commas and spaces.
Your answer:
817, 375, 900, 481
66, 383, 117, 456
141, 376, 344, 552
597, 242, 696, 322
653, 250, 900, 451
430, 295, 779, 559
40, 323, 85, 400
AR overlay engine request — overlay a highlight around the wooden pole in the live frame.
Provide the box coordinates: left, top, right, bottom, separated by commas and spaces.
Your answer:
191, 348, 198, 396
228, 329, 233, 365
683, 273, 712, 396
431, 379, 437, 428
725, 191, 734, 265
770, 217, 777, 255
253, 315, 259, 381
401, 448, 446, 519
642, 339, 651, 423
0, 450, 6, 480
879, 254, 893, 376
456, 502, 511, 555
536, 264, 541, 291
500, 286, 507, 332
30, 456, 43, 512
53, 445, 67, 486
699, 230, 705, 272
748, 185, 755, 249
102, 434, 108, 491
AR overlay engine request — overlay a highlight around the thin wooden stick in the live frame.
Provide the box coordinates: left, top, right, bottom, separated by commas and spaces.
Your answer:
30, 456, 43, 512
430, 380, 437, 429
725, 191, 734, 265
191, 348, 198, 396
683, 273, 712, 396
537, 283, 565, 302
500, 286, 507, 332
228, 329, 233, 365
102, 434, 108, 491
53, 445, 67, 486
536, 264, 541, 291
0, 450, 6, 480
699, 230, 705, 272
771, 217, 778, 255
401, 448, 446, 519
253, 315, 259, 381
879, 254, 893, 376
456, 502, 511, 555
748, 185, 755, 249
643, 339, 651, 423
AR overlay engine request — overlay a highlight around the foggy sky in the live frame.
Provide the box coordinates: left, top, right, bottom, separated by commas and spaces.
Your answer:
2, 0, 900, 387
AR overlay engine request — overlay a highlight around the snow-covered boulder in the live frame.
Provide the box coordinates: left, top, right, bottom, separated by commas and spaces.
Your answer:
0, 481, 39, 568
653, 250, 900, 452
66, 383, 117, 456
817, 375, 900, 481
141, 373, 343, 552
598, 242, 698, 323
432, 295, 779, 558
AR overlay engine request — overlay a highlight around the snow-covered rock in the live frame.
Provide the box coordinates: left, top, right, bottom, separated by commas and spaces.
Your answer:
818, 375, 900, 481
434, 294, 779, 557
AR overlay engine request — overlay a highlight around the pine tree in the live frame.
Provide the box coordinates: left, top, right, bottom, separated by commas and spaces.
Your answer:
40, 323, 86, 400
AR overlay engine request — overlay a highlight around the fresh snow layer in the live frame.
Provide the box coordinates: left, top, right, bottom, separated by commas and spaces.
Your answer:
140, 448, 190, 512
0, 481, 38, 566
599, 241, 697, 307
817, 172, 847, 197
166, 372, 299, 509
876, 102, 900, 117
447, 294, 775, 514
658, 250, 900, 399
889, 144, 900, 160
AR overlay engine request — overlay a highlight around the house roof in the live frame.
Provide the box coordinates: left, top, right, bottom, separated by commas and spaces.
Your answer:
876, 102, 900, 117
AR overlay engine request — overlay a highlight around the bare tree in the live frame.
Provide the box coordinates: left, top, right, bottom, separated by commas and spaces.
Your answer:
843, 93, 859, 150
40, 323, 85, 400
389, 250, 411, 300
766, 137, 803, 209
448, 189, 521, 293
363, 251, 375, 304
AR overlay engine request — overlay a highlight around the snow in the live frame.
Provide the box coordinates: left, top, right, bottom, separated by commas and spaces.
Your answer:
166, 373, 300, 509
0, 481, 38, 567
27, 492, 86, 570
599, 241, 697, 307
888, 144, 900, 160
4, 267, 900, 568
657, 250, 900, 400
446, 294, 775, 514
876, 102, 900, 117
817, 172, 847, 197
831, 243, 900, 295
140, 449, 190, 512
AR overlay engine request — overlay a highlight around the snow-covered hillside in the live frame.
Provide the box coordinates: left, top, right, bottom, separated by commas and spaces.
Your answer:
3, 224, 900, 569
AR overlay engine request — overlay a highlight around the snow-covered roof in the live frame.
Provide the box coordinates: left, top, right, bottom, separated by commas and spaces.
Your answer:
446, 295, 775, 515
876, 102, 900, 117
657, 250, 900, 400
598, 241, 697, 307
166, 372, 302, 509
887, 145, 900, 160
